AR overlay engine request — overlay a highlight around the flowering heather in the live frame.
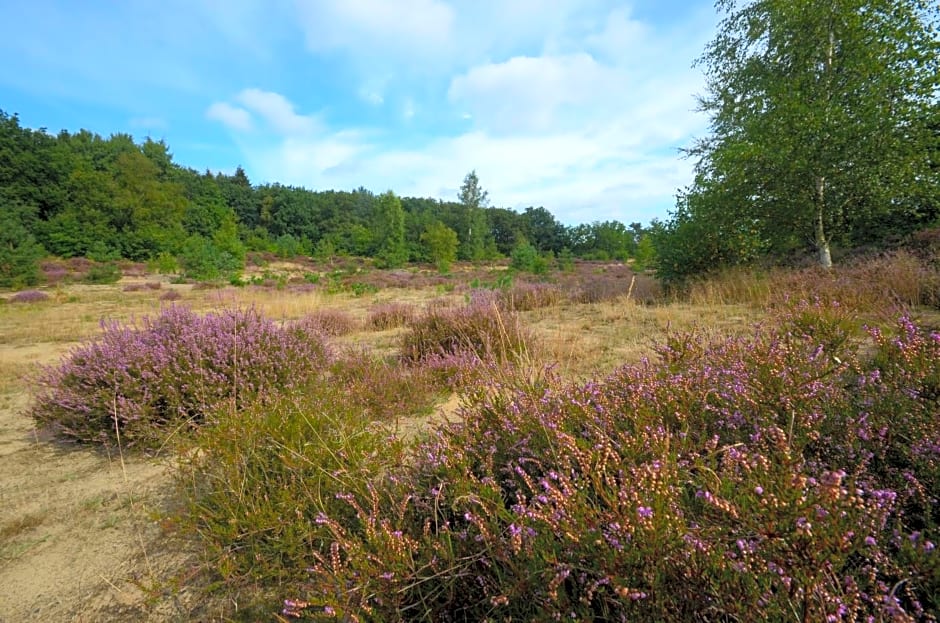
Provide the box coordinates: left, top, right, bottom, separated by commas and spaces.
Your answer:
281, 307, 938, 621
366, 302, 415, 330
400, 296, 534, 366
30, 305, 331, 446
9, 289, 49, 303
290, 309, 359, 337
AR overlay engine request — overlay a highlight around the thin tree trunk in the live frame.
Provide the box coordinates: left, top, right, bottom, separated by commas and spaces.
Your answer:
814, 175, 832, 269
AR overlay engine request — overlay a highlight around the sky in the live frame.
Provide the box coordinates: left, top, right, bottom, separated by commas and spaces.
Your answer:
0, 0, 719, 226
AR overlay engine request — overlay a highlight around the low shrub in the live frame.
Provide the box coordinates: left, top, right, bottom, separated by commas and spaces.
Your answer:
366, 302, 415, 330
176, 381, 408, 590
30, 306, 331, 446
290, 309, 359, 337
400, 296, 534, 366
175, 350, 448, 592
9, 289, 50, 304
160, 290, 182, 301
497, 281, 563, 311
83, 261, 122, 284
284, 306, 938, 621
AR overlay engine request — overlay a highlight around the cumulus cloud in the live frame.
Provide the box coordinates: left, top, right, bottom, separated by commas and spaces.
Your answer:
215, 3, 716, 224
206, 101, 253, 131
448, 54, 614, 134
235, 88, 319, 135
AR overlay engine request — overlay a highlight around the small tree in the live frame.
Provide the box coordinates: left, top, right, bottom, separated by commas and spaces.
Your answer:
458, 171, 490, 261
373, 191, 408, 268
421, 221, 459, 273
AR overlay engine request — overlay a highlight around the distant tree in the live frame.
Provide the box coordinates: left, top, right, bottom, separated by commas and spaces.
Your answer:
521, 207, 567, 254
633, 233, 656, 272
421, 221, 459, 273
683, 0, 940, 269
374, 191, 407, 268
458, 171, 489, 261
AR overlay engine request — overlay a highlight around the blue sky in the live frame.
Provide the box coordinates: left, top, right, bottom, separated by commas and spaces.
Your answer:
0, 0, 718, 226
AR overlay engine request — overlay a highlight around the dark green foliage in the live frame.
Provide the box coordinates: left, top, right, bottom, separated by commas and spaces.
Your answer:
82, 262, 122, 284
0, 108, 653, 269
0, 199, 45, 288
178, 235, 242, 281
373, 191, 408, 268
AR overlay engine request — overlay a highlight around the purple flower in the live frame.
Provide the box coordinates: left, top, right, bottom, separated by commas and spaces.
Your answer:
637, 506, 653, 519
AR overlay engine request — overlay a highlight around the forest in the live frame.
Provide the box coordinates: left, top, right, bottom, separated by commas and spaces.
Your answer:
0, 110, 654, 288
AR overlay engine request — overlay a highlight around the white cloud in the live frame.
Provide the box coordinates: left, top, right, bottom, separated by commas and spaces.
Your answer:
206, 101, 253, 131
294, 0, 455, 63
235, 88, 320, 135
448, 54, 613, 134
223, 3, 717, 224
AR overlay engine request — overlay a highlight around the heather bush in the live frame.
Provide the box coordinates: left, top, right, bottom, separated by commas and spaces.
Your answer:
290, 309, 359, 337
160, 290, 182, 301
400, 296, 534, 366
284, 306, 938, 621
9, 289, 50, 303
366, 302, 415, 330
30, 306, 330, 446
497, 281, 563, 311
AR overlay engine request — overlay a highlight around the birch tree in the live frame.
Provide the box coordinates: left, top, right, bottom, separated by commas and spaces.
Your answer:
685, 0, 939, 268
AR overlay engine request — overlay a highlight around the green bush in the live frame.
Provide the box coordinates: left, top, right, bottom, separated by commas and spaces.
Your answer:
510, 241, 549, 274
83, 261, 122, 284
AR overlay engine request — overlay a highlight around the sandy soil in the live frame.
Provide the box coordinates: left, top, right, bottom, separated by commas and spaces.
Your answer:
0, 343, 198, 623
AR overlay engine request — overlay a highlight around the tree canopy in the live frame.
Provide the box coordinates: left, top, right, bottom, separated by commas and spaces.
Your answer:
657, 0, 940, 282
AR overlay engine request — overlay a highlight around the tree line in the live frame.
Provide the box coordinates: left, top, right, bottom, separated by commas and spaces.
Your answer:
0, 111, 654, 287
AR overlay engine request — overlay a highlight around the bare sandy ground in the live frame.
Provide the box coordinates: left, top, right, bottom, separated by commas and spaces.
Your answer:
0, 343, 198, 623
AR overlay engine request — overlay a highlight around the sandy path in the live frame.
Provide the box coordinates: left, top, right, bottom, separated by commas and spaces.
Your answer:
0, 344, 198, 622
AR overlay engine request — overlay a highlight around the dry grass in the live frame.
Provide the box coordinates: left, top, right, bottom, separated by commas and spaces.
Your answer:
527, 297, 759, 379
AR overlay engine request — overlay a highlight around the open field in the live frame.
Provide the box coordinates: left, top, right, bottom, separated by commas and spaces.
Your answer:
0, 261, 699, 621
1, 256, 937, 621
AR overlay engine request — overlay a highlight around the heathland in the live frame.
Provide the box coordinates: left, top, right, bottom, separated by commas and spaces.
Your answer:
1, 250, 938, 621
